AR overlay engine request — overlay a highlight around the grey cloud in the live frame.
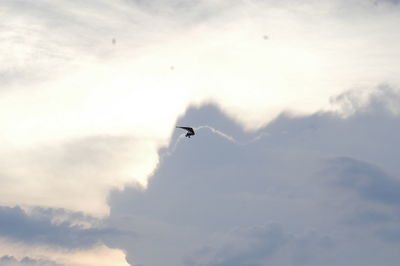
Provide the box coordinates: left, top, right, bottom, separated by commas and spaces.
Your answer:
327, 157, 400, 205
347, 210, 395, 225
0, 255, 60, 266
187, 229, 337, 266
323, 156, 400, 247
107, 116, 323, 265
0, 206, 124, 249
106, 87, 400, 266
26, 207, 101, 227
185, 224, 288, 266
375, 0, 400, 5
377, 228, 400, 243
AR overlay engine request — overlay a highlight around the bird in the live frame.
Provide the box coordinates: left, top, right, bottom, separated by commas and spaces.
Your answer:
176, 126, 195, 138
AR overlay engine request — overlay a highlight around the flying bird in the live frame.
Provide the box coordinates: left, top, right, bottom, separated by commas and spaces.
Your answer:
176, 126, 195, 138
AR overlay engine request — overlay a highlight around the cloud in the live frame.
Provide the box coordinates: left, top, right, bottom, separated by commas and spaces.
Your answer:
375, 0, 400, 5
0, 239, 129, 266
0, 135, 158, 216
0, 88, 398, 265
327, 157, 400, 205
2, 1, 400, 264
185, 223, 289, 266
105, 87, 400, 266
185, 225, 339, 266
0, 206, 126, 249
2, 0, 400, 217
330, 85, 400, 117
0, 207, 130, 265
0, 255, 60, 266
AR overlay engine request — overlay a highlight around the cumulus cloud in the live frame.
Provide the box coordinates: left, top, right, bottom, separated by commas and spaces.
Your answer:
106, 87, 400, 266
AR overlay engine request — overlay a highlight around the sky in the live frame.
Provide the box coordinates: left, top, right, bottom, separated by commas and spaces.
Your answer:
1, 0, 400, 265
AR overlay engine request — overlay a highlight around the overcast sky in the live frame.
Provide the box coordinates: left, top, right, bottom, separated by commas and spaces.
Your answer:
1, 0, 400, 265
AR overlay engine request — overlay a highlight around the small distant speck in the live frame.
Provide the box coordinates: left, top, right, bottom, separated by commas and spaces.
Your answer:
170, 66, 175, 70
112, 38, 116, 45
263, 35, 269, 40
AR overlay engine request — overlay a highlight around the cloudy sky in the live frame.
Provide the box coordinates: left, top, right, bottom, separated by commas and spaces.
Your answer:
1, 0, 400, 265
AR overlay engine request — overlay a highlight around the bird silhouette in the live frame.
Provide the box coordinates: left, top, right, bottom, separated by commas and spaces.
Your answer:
176, 126, 195, 138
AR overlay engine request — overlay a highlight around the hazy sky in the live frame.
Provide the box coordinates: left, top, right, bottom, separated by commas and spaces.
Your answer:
1, 0, 400, 265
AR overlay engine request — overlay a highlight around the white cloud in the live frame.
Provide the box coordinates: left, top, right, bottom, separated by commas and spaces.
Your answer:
0, 135, 158, 216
